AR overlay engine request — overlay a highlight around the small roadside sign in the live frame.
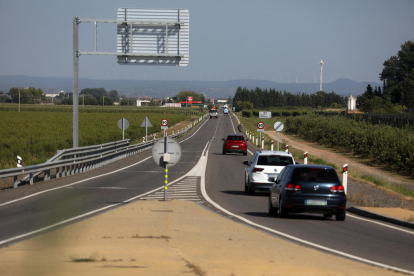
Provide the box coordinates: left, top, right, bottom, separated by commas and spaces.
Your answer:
161, 118, 169, 130
273, 121, 284, 132
259, 111, 271, 119
257, 122, 265, 129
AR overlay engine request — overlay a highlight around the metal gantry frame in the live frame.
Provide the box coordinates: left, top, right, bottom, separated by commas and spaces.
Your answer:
72, 17, 184, 148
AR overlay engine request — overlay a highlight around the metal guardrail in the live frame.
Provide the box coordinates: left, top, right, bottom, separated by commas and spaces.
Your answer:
0, 114, 208, 189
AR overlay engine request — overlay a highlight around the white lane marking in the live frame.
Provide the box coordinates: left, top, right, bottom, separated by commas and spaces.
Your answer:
0, 117, 209, 208
0, 142, 210, 246
348, 214, 414, 235
198, 148, 414, 275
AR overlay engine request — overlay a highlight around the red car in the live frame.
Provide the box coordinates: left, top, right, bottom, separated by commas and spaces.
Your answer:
222, 134, 248, 156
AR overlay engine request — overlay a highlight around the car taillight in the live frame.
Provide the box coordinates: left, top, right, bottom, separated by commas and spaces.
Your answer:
286, 183, 301, 191
330, 185, 344, 193
252, 167, 264, 173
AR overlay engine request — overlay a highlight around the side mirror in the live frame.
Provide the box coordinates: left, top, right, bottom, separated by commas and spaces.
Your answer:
295, 162, 300, 165
246, 139, 249, 142
222, 138, 225, 141
242, 160, 249, 166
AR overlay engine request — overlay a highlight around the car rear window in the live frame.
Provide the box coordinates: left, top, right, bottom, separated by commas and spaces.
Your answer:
227, 136, 244, 141
257, 155, 293, 166
291, 168, 339, 182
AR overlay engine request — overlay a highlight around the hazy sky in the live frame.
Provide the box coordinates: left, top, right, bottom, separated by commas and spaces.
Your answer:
0, 0, 413, 83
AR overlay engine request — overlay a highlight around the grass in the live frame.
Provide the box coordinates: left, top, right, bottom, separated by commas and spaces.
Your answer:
405, 215, 414, 223
70, 253, 98, 262
361, 175, 414, 198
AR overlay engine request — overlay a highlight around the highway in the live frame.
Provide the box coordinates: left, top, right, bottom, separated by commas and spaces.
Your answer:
1, 108, 414, 273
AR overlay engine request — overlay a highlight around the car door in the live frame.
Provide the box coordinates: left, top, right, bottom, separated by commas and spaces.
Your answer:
273, 167, 291, 206
246, 153, 257, 180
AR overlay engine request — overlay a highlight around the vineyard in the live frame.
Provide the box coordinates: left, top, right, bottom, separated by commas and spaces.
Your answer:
285, 114, 414, 178
0, 105, 204, 169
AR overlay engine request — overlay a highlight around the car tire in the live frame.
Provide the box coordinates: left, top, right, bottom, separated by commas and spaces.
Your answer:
244, 175, 249, 194
222, 150, 226, 155
278, 197, 288, 218
247, 178, 255, 195
335, 209, 346, 221
268, 194, 277, 216
243, 151, 247, 156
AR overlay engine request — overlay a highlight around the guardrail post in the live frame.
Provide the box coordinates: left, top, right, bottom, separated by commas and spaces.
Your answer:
14, 176, 18, 188
255, 135, 258, 146
44, 170, 50, 181
271, 140, 274, 151
29, 173, 34, 185
56, 167, 60, 178
261, 137, 264, 149
285, 145, 289, 153
304, 152, 308, 164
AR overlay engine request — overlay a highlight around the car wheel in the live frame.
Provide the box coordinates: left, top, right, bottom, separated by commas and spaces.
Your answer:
335, 209, 346, 221
278, 197, 288, 218
268, 194, 277, 216
222, 150, 226, 155
243, 150, 247, 156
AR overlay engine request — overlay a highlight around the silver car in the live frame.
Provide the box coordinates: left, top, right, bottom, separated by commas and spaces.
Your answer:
243, 150, 297, 195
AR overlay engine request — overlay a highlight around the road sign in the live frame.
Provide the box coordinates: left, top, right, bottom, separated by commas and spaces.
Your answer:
161, 119, 168, 126
118, 118, 130, 130
188, 96, 193, 102
259, 111, 272, 119
161, 119, 169, 130
117, 8, 190, 66
257, 122, 265, 129
141, 116, 153, 127
152, 137, 182, 167
274, 121, 284, 132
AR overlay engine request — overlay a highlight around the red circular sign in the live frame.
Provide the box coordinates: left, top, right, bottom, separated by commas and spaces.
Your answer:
161, 119, 168, 126
257, 122, 265, 129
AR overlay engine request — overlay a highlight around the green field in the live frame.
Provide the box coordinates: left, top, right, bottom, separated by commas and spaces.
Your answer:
0, 105, 204, 169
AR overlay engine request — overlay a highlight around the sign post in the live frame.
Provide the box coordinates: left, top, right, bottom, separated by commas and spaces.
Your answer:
152, 136, 182, 201
273, 121, 284, 151
257, 122, 265, 145
117, 118, 130, 140
141, 116, 153, 143
161, 118, 169, 137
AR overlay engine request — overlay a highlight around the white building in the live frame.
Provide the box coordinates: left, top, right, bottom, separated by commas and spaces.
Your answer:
346, 95, 356, 112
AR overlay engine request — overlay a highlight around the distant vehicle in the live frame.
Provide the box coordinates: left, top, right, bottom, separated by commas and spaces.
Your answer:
223, 108, 229, 115
243, 151, 297, 195
209, 109, 218, 118
222, 134, 248, 156
223, 104, 228, 109
268, 164, 346, 221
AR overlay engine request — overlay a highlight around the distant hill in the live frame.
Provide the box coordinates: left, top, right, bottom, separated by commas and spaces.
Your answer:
0, 75, 381, 99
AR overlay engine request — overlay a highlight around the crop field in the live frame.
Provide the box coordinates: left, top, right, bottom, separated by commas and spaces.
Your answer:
0, 105, 204, 169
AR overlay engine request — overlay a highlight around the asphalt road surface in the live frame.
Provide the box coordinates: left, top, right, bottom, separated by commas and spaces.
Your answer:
1, 108, 414, 273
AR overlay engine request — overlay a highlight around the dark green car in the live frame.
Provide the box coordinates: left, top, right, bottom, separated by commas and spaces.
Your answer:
268, 164, 347, 221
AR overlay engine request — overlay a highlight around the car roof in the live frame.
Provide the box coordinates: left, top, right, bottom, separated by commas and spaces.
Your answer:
254, 150, 293, 156
286, 164, 335, 170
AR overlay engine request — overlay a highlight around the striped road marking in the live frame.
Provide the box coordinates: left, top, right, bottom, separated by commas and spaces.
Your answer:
141, 176, 201, 201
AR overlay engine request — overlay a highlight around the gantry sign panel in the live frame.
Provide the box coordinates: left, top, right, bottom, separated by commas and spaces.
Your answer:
117, 8, 189, 66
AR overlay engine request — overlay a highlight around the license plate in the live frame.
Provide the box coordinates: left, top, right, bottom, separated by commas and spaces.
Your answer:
231, 145, 239, 148
305, 199, 327, 206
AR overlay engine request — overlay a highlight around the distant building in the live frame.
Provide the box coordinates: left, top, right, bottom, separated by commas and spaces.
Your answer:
136, 96, 151, 107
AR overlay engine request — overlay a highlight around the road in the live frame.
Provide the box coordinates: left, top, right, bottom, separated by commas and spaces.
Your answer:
1, 108, 414, 273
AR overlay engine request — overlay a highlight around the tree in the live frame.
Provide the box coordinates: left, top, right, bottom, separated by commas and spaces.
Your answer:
109, 90, 119, 102
380, 39, 414, 108
176, 91, 202, 102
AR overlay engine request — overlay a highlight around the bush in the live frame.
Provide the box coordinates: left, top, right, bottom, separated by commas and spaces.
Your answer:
242, 110, 251, 118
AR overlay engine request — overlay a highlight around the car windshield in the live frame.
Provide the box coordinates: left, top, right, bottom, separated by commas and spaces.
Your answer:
291, 168, 339, 182
209, 110, 216, 113
227, 136, 244, 141
257, 155, 293, 166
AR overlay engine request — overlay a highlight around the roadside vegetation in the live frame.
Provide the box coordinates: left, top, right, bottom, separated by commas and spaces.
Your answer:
0, 105, 205, 169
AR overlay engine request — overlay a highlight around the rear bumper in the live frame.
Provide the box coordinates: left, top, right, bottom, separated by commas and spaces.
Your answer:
283, 195, 346, 214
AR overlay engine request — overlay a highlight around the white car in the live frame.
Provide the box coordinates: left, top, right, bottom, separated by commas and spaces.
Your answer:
243, 150, 297, 195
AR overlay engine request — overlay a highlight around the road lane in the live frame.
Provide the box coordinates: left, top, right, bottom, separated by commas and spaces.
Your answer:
205, 111, 414, 271
0, 116, 217, 245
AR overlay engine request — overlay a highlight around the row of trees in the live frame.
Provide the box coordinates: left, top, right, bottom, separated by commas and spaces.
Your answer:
232, 87, 345, 111
0, 87, 45, 104
358, 39, 414, 113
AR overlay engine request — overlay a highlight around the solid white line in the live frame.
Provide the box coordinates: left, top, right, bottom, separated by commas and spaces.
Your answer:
348, 214, 414, 235
199, 147, 414, 275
